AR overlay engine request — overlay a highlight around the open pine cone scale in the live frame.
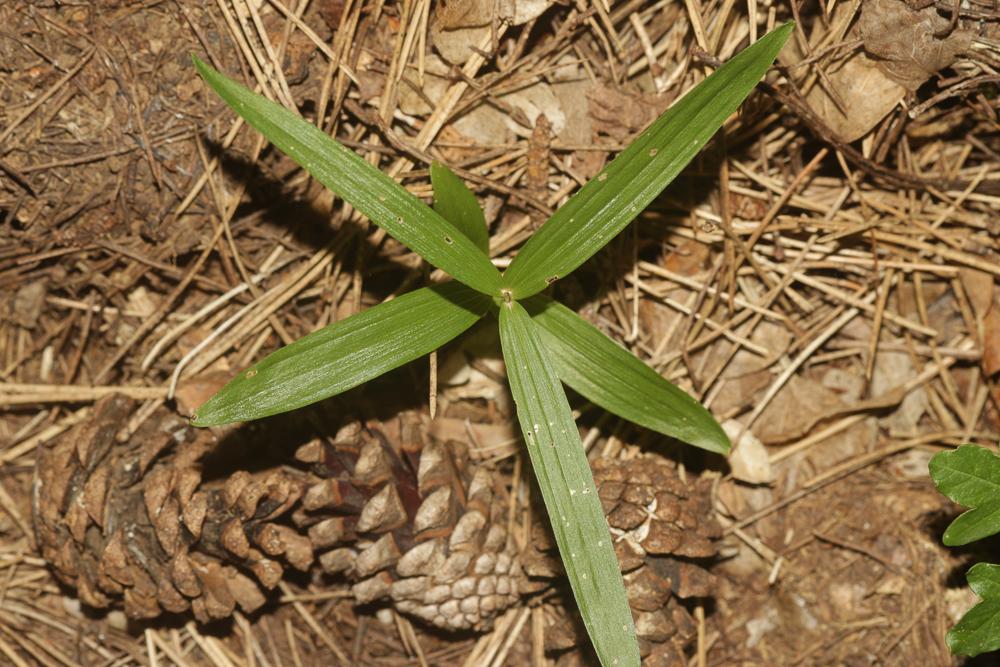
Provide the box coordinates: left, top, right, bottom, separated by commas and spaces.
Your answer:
33, 395, 721, 659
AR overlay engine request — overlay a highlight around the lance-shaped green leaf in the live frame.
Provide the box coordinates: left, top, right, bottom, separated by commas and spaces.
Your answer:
502, 23, 794, 298
947, 563, 1000, 656
193, 282, 490, 426
193, 57, 502, 296
525, 295, 729, 454
431, 161, 489, 255
929, 445, 1000, 546
499, 301, 639, 667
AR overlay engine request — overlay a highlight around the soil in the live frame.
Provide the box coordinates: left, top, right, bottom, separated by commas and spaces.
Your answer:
2, 1, 999, 666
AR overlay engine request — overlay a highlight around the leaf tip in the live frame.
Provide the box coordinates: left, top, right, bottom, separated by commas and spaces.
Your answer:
190, 53, 209, 75
188, 381, 241, 428
684, 411, 731, 456
188, 401, 222, 428
189, 407, 242, 429
699, 428, 732, 456
760, 22, 795, 60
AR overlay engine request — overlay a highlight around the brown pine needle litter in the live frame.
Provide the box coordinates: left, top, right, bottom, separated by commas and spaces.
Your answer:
1, 0, 999, 665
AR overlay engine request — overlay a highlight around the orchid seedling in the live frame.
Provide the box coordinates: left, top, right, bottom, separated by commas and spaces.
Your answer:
191, 24, 793, 665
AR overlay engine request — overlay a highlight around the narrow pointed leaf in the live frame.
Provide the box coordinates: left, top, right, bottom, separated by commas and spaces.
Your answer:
193, 57, 502, 296
503, 23, 794, 298
499, 301, 639, 667
947, 563, 1000, 656
525, 295, 729, 454
929, 445, 1000, 546
431, 161, 489, 255
193, 282, 490, 426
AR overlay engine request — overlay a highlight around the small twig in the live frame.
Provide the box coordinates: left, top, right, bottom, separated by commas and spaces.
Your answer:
0, 384, 167, 405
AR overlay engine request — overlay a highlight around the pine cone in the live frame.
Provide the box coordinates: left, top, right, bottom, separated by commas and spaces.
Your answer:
524, 458, 721, 665
33, 395, 721, 660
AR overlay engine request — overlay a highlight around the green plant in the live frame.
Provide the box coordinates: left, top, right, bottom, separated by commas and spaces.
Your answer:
930, 444, 1000, 657
191, 23, 792, 666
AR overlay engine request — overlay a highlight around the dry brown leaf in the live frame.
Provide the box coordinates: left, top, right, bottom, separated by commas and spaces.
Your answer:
724, 321, 792, 378
550, 79, 594, 145
317, 0, 346, 30
11, 280, 47, 328
871, 350, 928, 433
588, 84, 668, 141
723, 420, 773, 484
427, 417, 519, 460
456, 81, 566, 142
397, 55, 451, 116
754, 374, 847, 444
857, 0, 972, 91
174, 371, 231, 418
802, 50, 905, 143
791, 0, 971, 142
662, 238, 712, 278
958, 269, 1000, 376
958, 268, 994, 321
432, 0, 553, 64
984, 305, 1000, 377
710, 321, 792, 416
126, 286, 158, 319
779, 4, 899, 143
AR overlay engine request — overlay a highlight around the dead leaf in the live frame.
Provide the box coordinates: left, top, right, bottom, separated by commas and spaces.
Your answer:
317, 0, 346, 30
957, 269, 1000, 375
175, 371, 231, 418
871, 350, 927, 433
789, 0, 971, 142
709, 321, 792, 417
588, 84, 669, 141
550, 78, 594, 145
875, 574, 907, 595
984, 306, 1000, 376
723, 321, 792, 379
432, 24, 491, 65
662, 238, 711, 278
723, 419, 773, 484
820, 367, 865, 403
11, 280, 47, 328
126, 286, 158, 319
857, 0, 972, 91
432, 0, 553, 64
958, 268, 994, 321
453, 80, 566, 142
804, 50, 905, 143
884, 448, 935, 480
779, 4, 901, 143
754, 375, 847, 444
427, 417, 519, 460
